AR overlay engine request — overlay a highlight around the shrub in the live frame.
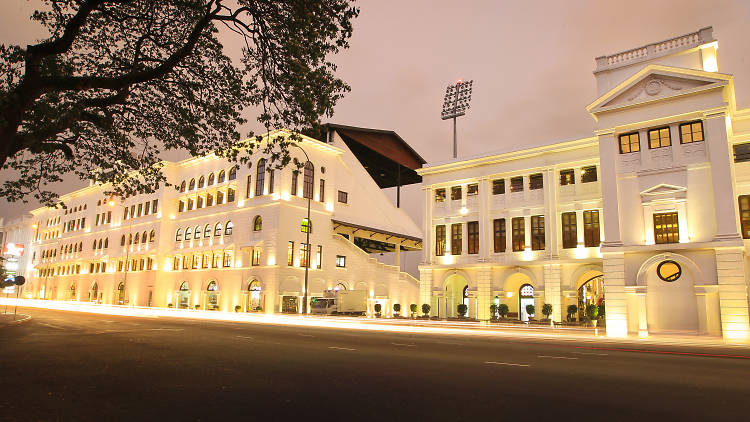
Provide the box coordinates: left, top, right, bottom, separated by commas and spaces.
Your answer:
598, 303, 605, 316
167, 303, 173, 308
525, 304, 535, 318
410, 303, 418, 315
194, 304, 201, 310
566, 304, 578, 320
457, 303, 468, 317
498, 303, 509, 318
542, 303, 553, 319
235, 305, 241, 312
586, 304, 599, 320
374, 303, 382, 315
490, 304, 498, 318
393, 303, 401, 314
421, 303, 431, 316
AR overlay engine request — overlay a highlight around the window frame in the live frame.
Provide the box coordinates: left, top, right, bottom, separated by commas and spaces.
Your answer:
561, 212, 577, 249
679, 120, 704, 144
450, 223, 462, 255
653, 211, 679, 244
583, 210, 600, 247
648, 126, 672, 149
619, 132, 640, 154
559, 169, 575, 186
740, 195, 750, 239
435, 225, 446, 256
467, 221, 479, 254
511, 217, 525, 252
493, 218, 506, 253
531, 215, 545, 251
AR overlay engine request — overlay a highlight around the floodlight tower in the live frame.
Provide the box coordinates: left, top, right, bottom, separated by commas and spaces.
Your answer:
441, 79, 473, 158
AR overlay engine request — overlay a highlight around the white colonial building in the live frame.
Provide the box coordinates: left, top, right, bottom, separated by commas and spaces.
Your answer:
418, 27, 750, 342
21, 126, 424, 316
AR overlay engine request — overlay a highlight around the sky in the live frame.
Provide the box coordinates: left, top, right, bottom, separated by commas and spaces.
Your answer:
1, 0, 749, 223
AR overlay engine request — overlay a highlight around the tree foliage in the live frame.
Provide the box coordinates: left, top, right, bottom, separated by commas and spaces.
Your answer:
0, 0, 358, 206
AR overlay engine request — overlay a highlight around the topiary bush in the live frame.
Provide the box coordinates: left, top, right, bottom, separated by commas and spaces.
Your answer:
393, 303, 401, 316
235, 305, 241, 312
498, 303, 509, 318
374, 303, 382, 316
167, 303, 173, 308
457, 303, 468, 317
410, 303, 418, 317
421, 303, 431, 316
542, 303, 553, 320
566, 304, 578, 321
525, 304, 535, 319
586, 304, 599, 321
490, 304, 498, 319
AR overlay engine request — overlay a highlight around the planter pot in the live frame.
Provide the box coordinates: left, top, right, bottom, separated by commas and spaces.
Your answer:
592, 319, 598, 327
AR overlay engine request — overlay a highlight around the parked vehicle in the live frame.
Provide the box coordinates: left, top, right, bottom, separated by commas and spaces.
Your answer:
310, 297, 336, 315
335, 290, 367, 315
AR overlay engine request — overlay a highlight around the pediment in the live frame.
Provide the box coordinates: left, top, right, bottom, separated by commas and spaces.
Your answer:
587, 65, 731, 115
640, 183, 687, 202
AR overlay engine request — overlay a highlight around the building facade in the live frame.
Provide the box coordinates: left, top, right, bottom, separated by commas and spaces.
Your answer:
22, 127, 423, 316
418, 27, 750, 342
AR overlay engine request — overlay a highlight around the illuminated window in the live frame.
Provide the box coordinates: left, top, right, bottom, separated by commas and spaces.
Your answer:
336, 255, 346, 268
204, 224, 211, 238
212, 253, 220, 268
252, 248, 261, 266
196, 196, 204, 209
583, 210, 600, 247
225, 221, 233, 235
619, 132, 640, 154
187, 198, 194, 211
194, 225, 202, 238
654, 212, 679, 244
492, 179, 505, 195
467, 221, 479, 254
287, 241, 294, 266
301, 218, 312, 233
679, 121, 704, 144
467, 184, 478, 196
223, 252, 232, 267
214, 222, 222, 236
531, 215, 544, 250
451, 223, 462, 255
149, 230, 155, 242
648, 127, 671, 149
253, 215, 262, 231
184, 227, 192, 240
316, 246, 322, 269
435, 225, 446, 256
216, 191, 224, 205
256, 159, 266, 196
206, 193, 213, 207
435, 188, 446, 202
300, 243, 310, 267
520, 284, 534, 297
561, 212, 577, 249
560, 169, 574, 186
451, 186, 462, 200
202, 253, 210, 269
318, 179, 324, 201
740, 195, 750, 239
227, 188, 235, 202
512, 217, 525, 252
303, 162, 314, 199
246, 175, 252, 198
510, 177, 524, 192
529, 173, 543, 190
192, 255, 199, 269
581, 166, 597, 183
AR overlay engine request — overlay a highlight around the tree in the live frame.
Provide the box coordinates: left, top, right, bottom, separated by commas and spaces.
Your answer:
456, 303, 467, 317
393, 303, 401, 315
489, 303, 498, 319
409, 303, 417, 316
421, 303, 431, 317
373, 303, 382, 316
525, 304, 535, 319
497, 303, 509, 318
566, 304, 578, 321
542, 303, 553, 320
0, 0, 359, 206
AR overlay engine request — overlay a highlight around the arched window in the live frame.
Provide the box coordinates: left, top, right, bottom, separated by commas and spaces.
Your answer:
104, 238, 109, 248
206, 193, 214, 207
229, 166, 237, 181
214, 222, 223, 236
142, 231, 148, 244
194, 225, 202, 238
218, 170, 226, 183
225, 221, 233, 235
204, 224, 211, 238
197, 196, 204, 208
90, 282, 99, 302
248, 280, 262, 311
520, 284, 534, 297
255, 159, 266, 196
335, 283, 347, 291
207, 281, 218, 291
188, 178, 196, 190
303, 161, 314, 199
149, 230, 156, 242
128, 234, 133, 245
134, 232, 140, 244
92, 240, 97, 250
121, 235, 126, 246
98, 239, 103, 249
227, 188, 235, 202
117, 282, 126, 305
198, 176, 205, 188
206, 280, 219, 311
179, 180, 186, 192
253, 215, 262, 231
184, 226, 192, 240
208, 173, 215, 186
180, 281, 189, 291
175, 228, 183, 242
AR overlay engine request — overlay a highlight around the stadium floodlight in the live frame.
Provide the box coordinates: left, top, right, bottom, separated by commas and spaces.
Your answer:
441, 79, 473, 158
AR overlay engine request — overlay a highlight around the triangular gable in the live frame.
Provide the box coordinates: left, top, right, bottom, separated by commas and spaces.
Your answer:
587, 65, 731, 115
640, 183, 687, 203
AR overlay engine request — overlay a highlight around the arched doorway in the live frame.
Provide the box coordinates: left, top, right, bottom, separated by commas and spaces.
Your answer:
443, 274, 469, 318
69, 283, 77, 301
89, 282, 98, 303
117, 282, 126, 305
178, 281, 190, 309
247, 280, 262, 312
206, 281, 219, 311
577, 275, 604, 322
334, 282, 347, 292
519, 284, 535, 321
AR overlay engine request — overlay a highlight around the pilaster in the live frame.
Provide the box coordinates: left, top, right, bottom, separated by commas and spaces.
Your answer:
704, 112, 742, 242
715, 248, 750, 342
418, 267, 433, 309
597, 130, 623, 247
543, 263, 562, 322
603, 251, 627, 336
476, 267, 491, 320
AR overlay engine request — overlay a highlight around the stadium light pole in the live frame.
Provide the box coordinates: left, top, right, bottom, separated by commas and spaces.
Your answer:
441, 79, 474, 158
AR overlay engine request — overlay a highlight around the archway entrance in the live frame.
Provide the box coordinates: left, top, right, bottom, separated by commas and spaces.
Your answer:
444, 274, 469, 318
117, 282, 126, 305
247, 280, 262, 312
89, 282, 98, 303
69, 283, 76, 301
178, 281, 190, 309
519, 284, 535, 322
577, 275, 604, 322
206, 281, 219, 311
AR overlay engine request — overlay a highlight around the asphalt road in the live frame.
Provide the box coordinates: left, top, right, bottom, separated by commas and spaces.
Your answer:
1, 308, 749, 421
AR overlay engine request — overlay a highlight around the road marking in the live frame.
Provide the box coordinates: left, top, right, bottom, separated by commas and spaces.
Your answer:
328, 346, 356, 351
572, 351, 609, 356
573, 345, 750, 360
236, 335, 254, 340
434, 341, 462, 346
298, 333, 314, 337
146, 328, 183, 331
537, 355, 579, 360
38, 322, 66, 330
391, 343, 416, 347
485, 361, 530, 367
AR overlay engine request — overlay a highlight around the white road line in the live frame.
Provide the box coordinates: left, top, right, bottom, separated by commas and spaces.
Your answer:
537, 355, 579, 360
391, 343, 416, 347
485, 361, 530, 367
298, 333, 314, 337
236, 335, 254, 340
328, 346, 356, 351
572, 352, 609, 356
146, 328, 183, 331
38, 322, 66, 330
434, 341, 462, 346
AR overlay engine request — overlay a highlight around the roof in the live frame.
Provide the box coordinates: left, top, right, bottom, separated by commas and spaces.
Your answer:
325, 123, 425, 189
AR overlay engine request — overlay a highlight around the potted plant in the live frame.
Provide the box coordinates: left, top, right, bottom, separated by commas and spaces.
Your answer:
498, 303, 509, 319
586, 304, 599, 327
374, 303, 382, 317
525, 304, 535, 321
410, 303, 418, 318
421, 303, 431, 318
566, 304, 578, 322
457, 303, 468, 318
490, 304, 498, 320
235, 305, 242, 312
194, 304, 200, 310
542, 303, 553, 326
167, 303, 173, 308
393, 303, 401, 317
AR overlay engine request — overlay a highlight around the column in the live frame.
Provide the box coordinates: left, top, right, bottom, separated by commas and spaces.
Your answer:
264, 276, 277, 315
637, 291, 648, 337
715, 248, 750, 342
543, 264, 562, 322
603, 251, 627, 337
479, 178, 490, 260
477, 267, 491, 320
544, 169, 559, 259
597, 130, 623, 247
704, 112, 742, 241
575, 209, 585, 246
524, 216, 531, 251
423, 187, 433, 263
418, 268, 433, 311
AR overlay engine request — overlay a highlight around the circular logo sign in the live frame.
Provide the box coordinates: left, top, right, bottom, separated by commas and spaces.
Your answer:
657, 260, 682, 282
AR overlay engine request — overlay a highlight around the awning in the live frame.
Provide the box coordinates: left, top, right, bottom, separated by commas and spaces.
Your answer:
332, 219, 422, 253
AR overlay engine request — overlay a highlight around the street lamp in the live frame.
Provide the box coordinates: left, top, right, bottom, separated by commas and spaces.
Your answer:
441, 79, 474, 158
290, 143, 312, 315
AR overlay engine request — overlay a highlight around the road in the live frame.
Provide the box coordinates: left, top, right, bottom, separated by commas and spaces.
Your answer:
1, 307, 749, 421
